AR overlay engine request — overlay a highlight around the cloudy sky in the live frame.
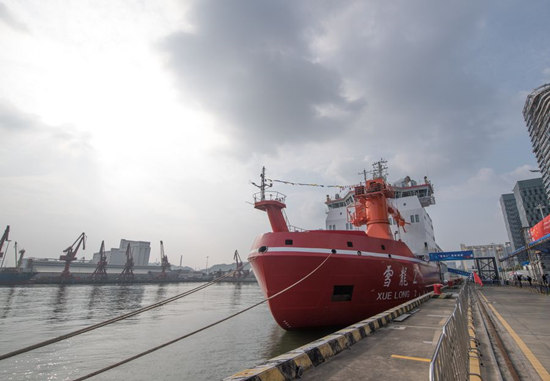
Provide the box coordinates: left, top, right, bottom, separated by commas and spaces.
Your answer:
1, 0, 549, 268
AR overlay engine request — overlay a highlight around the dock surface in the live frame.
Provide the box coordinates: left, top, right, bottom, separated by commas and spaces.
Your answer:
300, 295, 457, 380
477, 285, 550, 380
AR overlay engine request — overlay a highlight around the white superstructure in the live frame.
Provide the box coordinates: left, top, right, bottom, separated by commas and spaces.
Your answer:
326, 176, 440, 258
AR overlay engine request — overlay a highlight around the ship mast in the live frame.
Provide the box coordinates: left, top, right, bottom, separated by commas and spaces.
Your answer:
370, 159, 388, 181
252, 167, 289, 232
251, 166, 272, 201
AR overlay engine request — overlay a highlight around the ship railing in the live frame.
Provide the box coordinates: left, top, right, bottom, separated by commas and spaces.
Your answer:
253, 191, 286, 204
429, 283, 471, 381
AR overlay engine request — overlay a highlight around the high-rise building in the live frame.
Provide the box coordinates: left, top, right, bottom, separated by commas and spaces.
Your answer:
524, 83, 550, 199
513, 178, 549, 228
500, 178, 550, 263
500, 193, 524, 251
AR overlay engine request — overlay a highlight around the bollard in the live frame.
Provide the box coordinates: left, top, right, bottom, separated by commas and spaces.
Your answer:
433, 283, 442, 295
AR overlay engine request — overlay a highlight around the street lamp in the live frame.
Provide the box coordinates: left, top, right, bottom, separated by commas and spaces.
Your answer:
536, 204, 545, 220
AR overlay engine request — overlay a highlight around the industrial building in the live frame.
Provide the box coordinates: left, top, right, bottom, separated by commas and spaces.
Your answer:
92, 239, 151, 266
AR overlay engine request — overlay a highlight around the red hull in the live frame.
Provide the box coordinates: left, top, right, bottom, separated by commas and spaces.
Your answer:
249, 230, 440, 330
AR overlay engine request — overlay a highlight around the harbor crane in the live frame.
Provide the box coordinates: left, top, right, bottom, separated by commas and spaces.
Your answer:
13, 242, 26, 270
91, 241, 108, 281
60, 232, 86, 279
233, 250, 245, 278
0, 225, 10, 268
120, 243, 134, 281
16, 247, 26, 270
159, 241, 171, 279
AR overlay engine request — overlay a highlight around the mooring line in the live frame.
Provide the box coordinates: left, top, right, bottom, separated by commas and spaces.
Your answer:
0, 270, 242, 361
73, 253, 334, 381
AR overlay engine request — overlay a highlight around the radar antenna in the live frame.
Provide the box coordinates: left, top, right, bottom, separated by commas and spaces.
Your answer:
370, 159, 388, 181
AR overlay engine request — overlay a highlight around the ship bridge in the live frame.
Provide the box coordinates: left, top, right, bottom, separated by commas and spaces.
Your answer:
392, 176, 435, 208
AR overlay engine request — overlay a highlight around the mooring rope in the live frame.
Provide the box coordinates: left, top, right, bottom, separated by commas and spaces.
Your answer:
0, 269, 243, 361
72, 252, 334, 381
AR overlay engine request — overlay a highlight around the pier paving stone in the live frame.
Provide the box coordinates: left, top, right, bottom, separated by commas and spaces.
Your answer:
300, 297, 456, 380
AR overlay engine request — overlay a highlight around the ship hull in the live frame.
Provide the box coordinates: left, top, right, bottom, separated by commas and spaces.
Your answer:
249, 230, 440, 330
0, 270, 36, 285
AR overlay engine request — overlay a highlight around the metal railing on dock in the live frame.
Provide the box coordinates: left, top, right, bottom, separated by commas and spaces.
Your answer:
429, 284, 478, 380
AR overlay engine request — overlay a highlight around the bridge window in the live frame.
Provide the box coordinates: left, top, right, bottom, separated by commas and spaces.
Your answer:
285, 239, 293, 245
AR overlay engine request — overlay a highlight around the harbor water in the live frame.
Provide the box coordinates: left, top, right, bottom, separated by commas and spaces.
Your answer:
0, 283, 332, 380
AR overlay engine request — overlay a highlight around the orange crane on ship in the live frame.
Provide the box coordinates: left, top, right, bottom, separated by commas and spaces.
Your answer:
60, 232, 86, 279
350, 168, 408, 240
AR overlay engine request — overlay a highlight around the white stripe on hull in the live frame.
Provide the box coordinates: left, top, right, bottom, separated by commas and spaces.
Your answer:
249, 246, 427, 264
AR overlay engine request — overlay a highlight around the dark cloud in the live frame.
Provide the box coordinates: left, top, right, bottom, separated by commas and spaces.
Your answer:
160, 0, 363, 151
0, 2, 29, 33
160, 0, 549, 180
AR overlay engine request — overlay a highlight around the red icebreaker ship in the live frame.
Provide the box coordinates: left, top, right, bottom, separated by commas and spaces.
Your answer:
248, 167, 441, 330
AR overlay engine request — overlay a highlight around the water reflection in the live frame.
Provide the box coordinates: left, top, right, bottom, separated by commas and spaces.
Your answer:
264, 323, 337, 359
1, 287, 16, 318
113, 284, 145, 312
230, 283, 242, 307
86, 285, 105, 319
48, 285, 68, 321
155, 283, 167, 301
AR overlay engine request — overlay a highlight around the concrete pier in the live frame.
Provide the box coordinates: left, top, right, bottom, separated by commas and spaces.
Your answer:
300, 296, 456, 380
227, 284, 550, 380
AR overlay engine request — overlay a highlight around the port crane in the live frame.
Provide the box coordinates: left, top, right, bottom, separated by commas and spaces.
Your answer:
159, 241, 171, 279
16, 247, 25, 270
0, 225, 10, 267
119, 243, 134, 281
60, 232, 86, 279
13, 242, 26, 270
233, 250, 246, 278
91, 241, 108, 281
